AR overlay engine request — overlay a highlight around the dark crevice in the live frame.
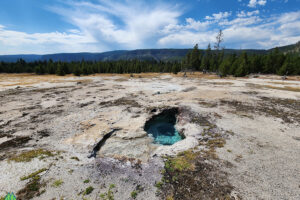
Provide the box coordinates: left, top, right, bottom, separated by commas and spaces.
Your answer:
0, 136, 31, 151
88, 128, 120, 158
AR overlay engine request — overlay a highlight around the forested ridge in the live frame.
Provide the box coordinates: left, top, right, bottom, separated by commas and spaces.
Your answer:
0, 43, 299, 77
184, 44, 300, 76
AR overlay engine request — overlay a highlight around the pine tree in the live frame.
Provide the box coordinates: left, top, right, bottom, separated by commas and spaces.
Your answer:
234, 52, 249, 77
56, 63, 65, 76
34, 65, 42, 75
201, 43, 212, 71
73, 64, 82, 76
219, 57, 231, 77
190, 44, 201, 70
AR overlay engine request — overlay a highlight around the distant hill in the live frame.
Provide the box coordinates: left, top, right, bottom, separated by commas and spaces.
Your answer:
0, 49, 191, 62
0, 54, 42, 62
1, 42, 299, 63
269, 41, 300, 54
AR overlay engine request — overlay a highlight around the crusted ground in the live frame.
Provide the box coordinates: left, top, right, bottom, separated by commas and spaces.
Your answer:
0, 73, 299, 200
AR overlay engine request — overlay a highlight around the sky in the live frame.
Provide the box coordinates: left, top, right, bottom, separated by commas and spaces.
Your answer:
0, 0, 300, 54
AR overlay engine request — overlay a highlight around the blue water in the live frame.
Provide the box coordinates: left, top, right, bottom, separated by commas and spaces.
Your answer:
144, 110, 183, 145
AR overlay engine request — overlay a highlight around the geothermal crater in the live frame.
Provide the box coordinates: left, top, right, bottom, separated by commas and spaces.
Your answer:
144, 108, 183, 145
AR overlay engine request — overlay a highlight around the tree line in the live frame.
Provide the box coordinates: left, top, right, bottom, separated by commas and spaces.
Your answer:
0, 59, 182, 76
184, 30, 300, 76
184, 43, 300, 77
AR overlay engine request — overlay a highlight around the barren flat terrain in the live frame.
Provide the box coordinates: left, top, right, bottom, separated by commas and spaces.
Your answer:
0, 73, 299, 200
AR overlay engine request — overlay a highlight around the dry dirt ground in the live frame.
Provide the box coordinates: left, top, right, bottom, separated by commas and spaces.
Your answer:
0, 73, 299, 200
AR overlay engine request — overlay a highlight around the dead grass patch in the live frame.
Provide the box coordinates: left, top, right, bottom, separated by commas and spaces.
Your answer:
245, 83, 264, 89
267, 81, 296, 85
221, 98, 300, 124
198, 100, 218, 108
246, 83, 300, 92
93, 73, 161, 79
50, 79, 92, 84
99, 97, 141, 108
265, 85, 300, 92
114, 78, 129, 82
191, 114, 214, 127
207, 82, 234, 85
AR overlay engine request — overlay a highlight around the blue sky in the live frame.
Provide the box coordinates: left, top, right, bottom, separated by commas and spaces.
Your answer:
0, 0, 299, 54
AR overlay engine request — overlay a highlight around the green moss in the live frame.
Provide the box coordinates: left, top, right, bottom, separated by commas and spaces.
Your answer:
107, 189, 114, 200
131, 191, 137, 199
52, 179, 64, 188
166, 195, 174, 200
26, 176, 41, 191
83, 186, 94, 195
83, 179, 90, 184
155, 181, 163, 189
166, 150, 197, 172
20, 168, 47, 181
99, 184, 116, 200
109, 184, 115, 189
9, 149, 54, 162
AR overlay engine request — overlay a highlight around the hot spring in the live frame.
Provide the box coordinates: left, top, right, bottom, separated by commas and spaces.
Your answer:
144, 108, 183, 145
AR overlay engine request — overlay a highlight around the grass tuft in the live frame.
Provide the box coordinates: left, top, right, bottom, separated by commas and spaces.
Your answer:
131, 191, 137, 199
166, 195, 174, 200
83, 186, 94, 195
52, 179, 64, 188
20, 168, 48, 181
9, 149, 54, 162
100, 184, 116, 200
165, 150, 197, 172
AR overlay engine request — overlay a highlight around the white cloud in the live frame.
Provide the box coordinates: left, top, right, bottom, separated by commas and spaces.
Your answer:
0, 0, 182, 54
205, 12, 232, 21
258, 0, 267, 6
248, 0, 267, 8
219, 16, 262, 26
0, 27, 97, 54
49, 0, 181, 49
161, 18, 210, 35
158, 31, 216, 47
159, 10, 300, 49
237, 10, 259, 17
